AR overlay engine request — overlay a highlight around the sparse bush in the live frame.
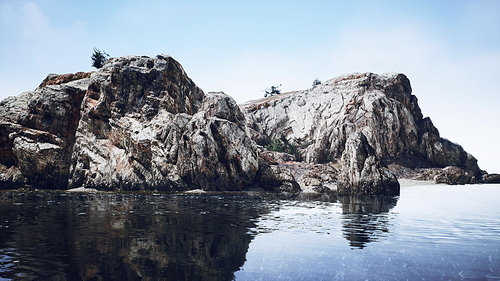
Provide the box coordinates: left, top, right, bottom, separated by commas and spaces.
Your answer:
264, 138, 302, 161
312, 78, 321, 87
264, 84, 282, 97
91, 48, 109, 69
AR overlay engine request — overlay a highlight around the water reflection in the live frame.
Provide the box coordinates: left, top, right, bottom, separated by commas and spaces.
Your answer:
0, 192, 270, 281
338, 195, 399, 249
0, 191, 401, 280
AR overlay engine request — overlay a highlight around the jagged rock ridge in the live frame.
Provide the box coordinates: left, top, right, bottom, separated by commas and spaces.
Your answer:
0, 55, 261, 191
1, 56, 496, 193
242, 72, 484, 187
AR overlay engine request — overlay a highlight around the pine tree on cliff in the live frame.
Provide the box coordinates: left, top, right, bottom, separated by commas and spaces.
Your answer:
91, 48, 109, 69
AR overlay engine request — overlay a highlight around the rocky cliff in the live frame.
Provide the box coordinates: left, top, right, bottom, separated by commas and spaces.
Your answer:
242, 72, 488, 190
0, 56, 494, 193
0, 55, 261, 191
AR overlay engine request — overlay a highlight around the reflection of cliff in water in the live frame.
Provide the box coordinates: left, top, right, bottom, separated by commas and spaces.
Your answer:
338, 195, 399, 249
0, 192, 269, 281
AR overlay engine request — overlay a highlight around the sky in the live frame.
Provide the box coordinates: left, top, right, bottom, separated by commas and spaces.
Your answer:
0, 0, 499, 173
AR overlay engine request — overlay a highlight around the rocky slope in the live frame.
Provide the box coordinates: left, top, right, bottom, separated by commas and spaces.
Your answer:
0, 55, 265, 191
1, 56, 496, 193
242, 72, 491, 190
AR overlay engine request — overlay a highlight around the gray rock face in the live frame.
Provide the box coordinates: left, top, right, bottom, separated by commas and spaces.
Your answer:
242, 72, 482, 180
0, 76, 89, 189
337, 132, 399, 195
68, 55, 205, 190
1, 59, 490, 193
434, 166, 476, 185
176, 92, 258, 191
256, 153, 301, 193
1, 55, 258, 191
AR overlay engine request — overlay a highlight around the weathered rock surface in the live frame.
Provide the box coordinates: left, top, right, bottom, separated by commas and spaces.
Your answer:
255, 152, 301, 193
482, 173, 500, 184
1, 58, 494, 193
337, 132, 399, 195
0, 76, 89, 189
242, 72, 488, 190
1, 55, 259, 191
434, 166, 476, 185
176, 92, 258, 191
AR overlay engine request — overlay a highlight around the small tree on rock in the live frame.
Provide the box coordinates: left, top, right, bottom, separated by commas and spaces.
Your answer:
91, 48, 109, 69
312, 78, 321, 87
264, 84, 282, 97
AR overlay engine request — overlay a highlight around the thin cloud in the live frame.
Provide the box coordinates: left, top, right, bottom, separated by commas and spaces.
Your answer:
21, 2, 50, 38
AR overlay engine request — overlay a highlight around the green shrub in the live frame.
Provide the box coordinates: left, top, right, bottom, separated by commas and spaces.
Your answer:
91, 48, 109, 69
264, 138, 302, 161
264, 85, 282, 97
312, 78, 321, 87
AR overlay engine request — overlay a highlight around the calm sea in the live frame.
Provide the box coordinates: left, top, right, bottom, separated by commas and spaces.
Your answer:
1, 184, 499, 280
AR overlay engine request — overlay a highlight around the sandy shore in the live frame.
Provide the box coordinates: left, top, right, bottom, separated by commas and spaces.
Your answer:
398, 179, 436, 187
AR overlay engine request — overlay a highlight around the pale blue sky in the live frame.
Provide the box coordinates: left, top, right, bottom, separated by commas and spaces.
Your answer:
1, 0, 499, 173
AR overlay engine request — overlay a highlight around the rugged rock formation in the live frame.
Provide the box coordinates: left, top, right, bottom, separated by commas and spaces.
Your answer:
482, 173, 500, 184
337, 132, 399, 195
434, 166, 476, 185
0, 75, 89, 189
255, 151, 301, 193
176, 92, 258, 191
0, 55, 259, 191
242, 72, 484, 188
1, 57, 493, 193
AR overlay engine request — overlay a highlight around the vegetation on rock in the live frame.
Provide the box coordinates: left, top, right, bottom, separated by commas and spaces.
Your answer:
264, 138, 301, 161
312, 78, 321, 86
264, 85, 281, 97
91, 48, 109, 69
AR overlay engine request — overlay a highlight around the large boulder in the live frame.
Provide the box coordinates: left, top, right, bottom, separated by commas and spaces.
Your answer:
176, 92, 259, 191
482, 173, 500, 184
434, 166, 476, 185
255, 154, 301, 193
0, 75, 89, 189
337, 132, 400, 195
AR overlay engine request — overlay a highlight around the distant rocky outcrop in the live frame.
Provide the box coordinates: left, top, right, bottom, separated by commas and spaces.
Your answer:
0, 56, 494, 193
242, 72, 487, 190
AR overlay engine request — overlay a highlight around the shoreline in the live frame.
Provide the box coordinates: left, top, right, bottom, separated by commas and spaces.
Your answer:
4, 179, 498, 195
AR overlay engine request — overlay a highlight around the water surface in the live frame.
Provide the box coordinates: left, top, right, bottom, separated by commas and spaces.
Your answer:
0, 184, 499, 280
